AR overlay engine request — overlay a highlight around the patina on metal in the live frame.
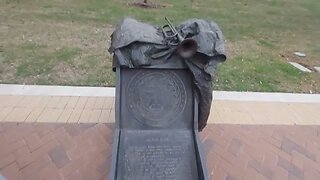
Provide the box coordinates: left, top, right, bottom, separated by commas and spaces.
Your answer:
161, 17, 198, 58
108, 17, 226, 180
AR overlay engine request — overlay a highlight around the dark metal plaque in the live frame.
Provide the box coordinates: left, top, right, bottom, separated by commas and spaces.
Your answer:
110, 68, 209, 180
109, 17, 226, 180
125, 70, 187, 127
117, 130, 198, 180
120, 69, 194, 130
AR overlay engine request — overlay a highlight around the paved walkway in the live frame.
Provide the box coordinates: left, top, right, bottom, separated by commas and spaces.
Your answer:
0, 95, 319, 125
0, 123, 319, 180
0, 84, 320, 180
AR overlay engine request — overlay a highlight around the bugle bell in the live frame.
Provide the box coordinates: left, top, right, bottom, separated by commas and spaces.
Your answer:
162, 17, 198, 58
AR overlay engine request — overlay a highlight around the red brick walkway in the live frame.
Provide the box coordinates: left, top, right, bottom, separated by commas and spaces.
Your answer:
0, 123, 319, 180
201, 125, 320, 180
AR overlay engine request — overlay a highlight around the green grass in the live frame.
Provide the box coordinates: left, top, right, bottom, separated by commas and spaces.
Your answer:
214, 56, 304, 92
0, 0, 319, 92
258, 39, 276, 49
4, 42, 81, 77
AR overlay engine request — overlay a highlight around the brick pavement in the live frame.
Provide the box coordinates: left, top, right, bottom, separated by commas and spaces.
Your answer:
0, 123, 114, 180
1, 95, 320, 125
0, 123, 319, 180
0, 96, 115, 124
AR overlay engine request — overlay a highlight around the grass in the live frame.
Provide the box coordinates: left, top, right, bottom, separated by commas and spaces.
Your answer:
0, 0, 319, 92
213, 56, 304, 92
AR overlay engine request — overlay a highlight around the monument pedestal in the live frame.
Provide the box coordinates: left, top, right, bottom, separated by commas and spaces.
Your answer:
109, 68, 209, 180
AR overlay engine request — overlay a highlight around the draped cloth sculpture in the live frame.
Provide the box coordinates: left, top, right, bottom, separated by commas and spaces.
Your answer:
109, 18, 226, 131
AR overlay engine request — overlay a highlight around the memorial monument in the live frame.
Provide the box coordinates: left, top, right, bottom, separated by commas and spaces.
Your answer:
108, 17, 226, 180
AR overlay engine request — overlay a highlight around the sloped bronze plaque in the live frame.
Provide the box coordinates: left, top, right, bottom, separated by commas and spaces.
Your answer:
109, 68, 208, 180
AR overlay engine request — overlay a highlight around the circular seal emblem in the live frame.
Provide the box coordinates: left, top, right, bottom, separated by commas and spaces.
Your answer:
126, 70, 187, 127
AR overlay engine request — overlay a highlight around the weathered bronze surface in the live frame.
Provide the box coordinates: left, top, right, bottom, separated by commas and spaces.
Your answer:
109, 17, 226, 131
109, 67, 209, 180
108, 18, 226, 180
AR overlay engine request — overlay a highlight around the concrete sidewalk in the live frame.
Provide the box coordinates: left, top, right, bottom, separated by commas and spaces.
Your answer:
0, 84, 319, 125
0, 95, 319, 125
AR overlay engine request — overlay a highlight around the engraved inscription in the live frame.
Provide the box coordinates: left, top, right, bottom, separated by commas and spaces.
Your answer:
124, 145, 186, 180
126, 70, 187, 127
121, 131, 196, 180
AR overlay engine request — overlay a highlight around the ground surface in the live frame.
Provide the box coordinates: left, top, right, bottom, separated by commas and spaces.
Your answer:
0, 95, 319, 125
1, 123, 320, 180
0, 85, 319, 179
0, 0, 319, 92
